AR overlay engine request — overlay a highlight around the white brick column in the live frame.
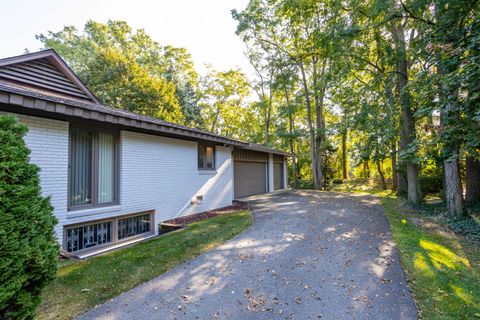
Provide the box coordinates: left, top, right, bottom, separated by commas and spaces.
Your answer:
268, 153, 274, 192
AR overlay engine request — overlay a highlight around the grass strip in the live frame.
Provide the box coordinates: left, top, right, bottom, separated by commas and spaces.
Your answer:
36, 210, 253, 319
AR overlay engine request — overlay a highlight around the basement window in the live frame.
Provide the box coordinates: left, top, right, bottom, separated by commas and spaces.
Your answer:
118, 214, 152, 240
64, 211, 154, 253
65, 220, 113, 253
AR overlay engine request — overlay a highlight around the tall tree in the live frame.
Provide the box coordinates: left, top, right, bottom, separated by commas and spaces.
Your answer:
390, 18, 422, 205
162, 46, 203, 127
199, 68, 253, 138
234, 0, 350, 189
38, 20, 189, 123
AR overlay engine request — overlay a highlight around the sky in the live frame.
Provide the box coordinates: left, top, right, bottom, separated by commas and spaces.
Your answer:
0, 0, 253, 75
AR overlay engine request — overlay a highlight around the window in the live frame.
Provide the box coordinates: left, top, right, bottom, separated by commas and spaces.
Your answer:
69, 126, 118, 210
64, 212, 154, 253
118, 214, 151, 240
65, 221, 113, 253
198, 143, 215, 170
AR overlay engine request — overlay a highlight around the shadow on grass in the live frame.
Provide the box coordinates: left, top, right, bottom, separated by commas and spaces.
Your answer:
381, 196, 480, 319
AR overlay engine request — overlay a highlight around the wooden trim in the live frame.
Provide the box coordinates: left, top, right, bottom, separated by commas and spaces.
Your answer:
68, 124, 120, 211
273, 154, 284, 164
0, 49, 100, 103
233, 149, 269, 162
0, 91, 290, 156
63, 210, 155, 254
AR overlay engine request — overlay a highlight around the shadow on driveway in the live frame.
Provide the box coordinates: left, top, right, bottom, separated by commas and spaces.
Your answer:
78, 190, 417, 320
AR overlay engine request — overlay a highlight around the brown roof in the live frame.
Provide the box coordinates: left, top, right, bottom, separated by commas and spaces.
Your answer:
0, 50, 289, 156
0, 49, 100, 103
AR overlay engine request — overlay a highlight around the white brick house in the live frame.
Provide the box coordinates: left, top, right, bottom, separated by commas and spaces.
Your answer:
0, 50, 288, 257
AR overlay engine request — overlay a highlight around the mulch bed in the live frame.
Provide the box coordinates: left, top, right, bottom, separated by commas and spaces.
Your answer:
162, 201, 250, 226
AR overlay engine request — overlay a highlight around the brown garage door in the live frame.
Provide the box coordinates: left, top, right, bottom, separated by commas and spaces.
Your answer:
234, 161, 267, 198
274, 163, 283, 190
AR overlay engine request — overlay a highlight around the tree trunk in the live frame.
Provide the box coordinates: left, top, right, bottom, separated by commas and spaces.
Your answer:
210, 106, 221, 133
444, 158, 465, 215
285, 88, 298, 188
364, 161, 370, 178
342, 130, 348, 180
391, 21, 422, 205
391, 141, 398, 192
265, 95, 272, 146
289, 121, 298, 188
385, 75, 398, 192
313, 59, 327, 190
466, 156, 480, 204
299, 61, 320, 189
265, 107, 270, 146
435, 8, 466, 216
376, 160, 387, 190
397, 166, 408, 196
433, 0, 465, 215
438, 92, 465, 215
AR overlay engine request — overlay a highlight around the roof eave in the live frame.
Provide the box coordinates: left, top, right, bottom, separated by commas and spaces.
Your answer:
0, 49, 101, 104
0, 86, 289, 156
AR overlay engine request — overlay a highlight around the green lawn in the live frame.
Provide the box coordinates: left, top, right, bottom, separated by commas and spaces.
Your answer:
36, 210, 253, 319
381, 195, 480, 319
329, 180, 480, 318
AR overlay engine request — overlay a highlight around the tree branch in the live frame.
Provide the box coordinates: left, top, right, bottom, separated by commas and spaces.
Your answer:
401, 1, 435, 26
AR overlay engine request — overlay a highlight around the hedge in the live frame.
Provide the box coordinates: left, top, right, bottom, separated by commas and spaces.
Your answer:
0, 115, 59, 319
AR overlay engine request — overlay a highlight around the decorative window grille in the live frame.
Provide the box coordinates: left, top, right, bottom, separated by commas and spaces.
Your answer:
66, 221, 112, 252
118, 214, 151, 240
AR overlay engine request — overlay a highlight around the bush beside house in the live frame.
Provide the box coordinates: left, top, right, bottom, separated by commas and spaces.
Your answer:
0, 115, 59, 319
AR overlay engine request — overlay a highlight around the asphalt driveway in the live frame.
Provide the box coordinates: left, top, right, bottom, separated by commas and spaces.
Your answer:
78, 190, 417, 320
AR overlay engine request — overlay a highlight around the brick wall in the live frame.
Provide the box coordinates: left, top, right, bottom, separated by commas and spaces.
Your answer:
2, 112, 234, 245
0, 112, 69, 242
119, 131, 234, 234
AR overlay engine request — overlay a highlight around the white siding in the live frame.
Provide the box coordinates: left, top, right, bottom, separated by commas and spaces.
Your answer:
0, 112, 69, 242
268, 153, 275, 192
119, 131, 234, 234
2, 112, 235, 245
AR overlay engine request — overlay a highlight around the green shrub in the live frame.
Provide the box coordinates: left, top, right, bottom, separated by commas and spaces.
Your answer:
0, 115, 59, 319
419, 175, 443, 194
296, 179, 314, 189
420, 202, 480, 241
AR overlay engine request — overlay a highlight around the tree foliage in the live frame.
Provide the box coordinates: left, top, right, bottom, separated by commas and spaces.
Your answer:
38, 20, 185, 123
0, 115, 59, 319
233, 0, 480, 215
36, 10, 480, 216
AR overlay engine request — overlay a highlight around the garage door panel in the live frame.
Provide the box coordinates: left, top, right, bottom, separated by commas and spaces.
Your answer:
234, 161, 266, 198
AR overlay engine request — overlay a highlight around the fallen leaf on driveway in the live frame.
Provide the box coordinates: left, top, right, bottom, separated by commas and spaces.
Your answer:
239, 253, 254, 260
207, 277, 216, 286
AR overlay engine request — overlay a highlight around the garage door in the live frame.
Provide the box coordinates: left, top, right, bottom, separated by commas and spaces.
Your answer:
274, 163, 283, 190
234, 161, 267, 198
